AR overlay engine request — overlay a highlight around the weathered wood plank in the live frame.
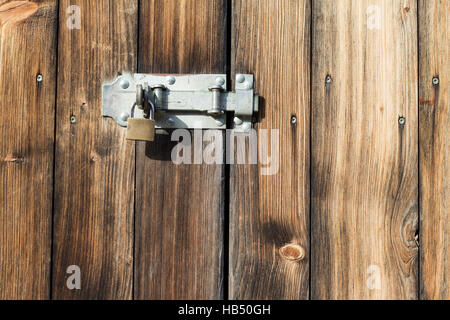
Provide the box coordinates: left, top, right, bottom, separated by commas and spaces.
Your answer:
311, 0, 419, 299
134, 0, 226, 300
52, 0, 137, 299
419, 0, 449, 300
0, 0, 57, 300
230, 0, 310, 299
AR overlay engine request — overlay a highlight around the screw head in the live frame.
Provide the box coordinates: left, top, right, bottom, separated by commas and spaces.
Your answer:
36, 74, 43, 82
120, 112, 130, 122
326, 75, 332, 84
215, 77, 225, 86
398, 116, 406, 125
167, 76, 176, 85
432, 77, 439, 85
236, 74, 246, 83
234, 117, 243, 125
70, 115, 76, 124
291, 115, 297, 124
119, 79, 130, 89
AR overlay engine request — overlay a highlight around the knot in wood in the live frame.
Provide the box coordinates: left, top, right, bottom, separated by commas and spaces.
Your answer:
280, 244, 305, 262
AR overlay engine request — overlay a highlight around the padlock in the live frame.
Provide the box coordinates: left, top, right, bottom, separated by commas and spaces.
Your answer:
126, 85, 155, 141
126, 117, 155, 141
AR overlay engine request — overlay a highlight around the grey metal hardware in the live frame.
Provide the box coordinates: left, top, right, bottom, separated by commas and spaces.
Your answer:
102, 74, 258, 132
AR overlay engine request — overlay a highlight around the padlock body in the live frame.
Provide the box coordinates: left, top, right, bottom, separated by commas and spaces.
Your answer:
126, 118, 155, 141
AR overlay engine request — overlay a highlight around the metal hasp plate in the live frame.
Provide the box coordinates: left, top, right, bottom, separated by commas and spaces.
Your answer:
102, 74, 258, 132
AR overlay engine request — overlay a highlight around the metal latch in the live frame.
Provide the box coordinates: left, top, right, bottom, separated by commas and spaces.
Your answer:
102, 74, 258, 134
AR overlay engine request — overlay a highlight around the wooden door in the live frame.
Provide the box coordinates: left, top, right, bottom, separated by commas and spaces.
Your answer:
0, 0, 448, 300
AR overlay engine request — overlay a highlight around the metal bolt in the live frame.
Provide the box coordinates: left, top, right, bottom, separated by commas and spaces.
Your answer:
236, 74, 246, 83
398, 116, 406, 125
215, 77, 225, 86
215, 119, 225, 126
208, 86, 223, 115
291, 115, 297, 124
136, 84, 144, 108
432, 77, 439, 86
242, 122, 251, 131
167, 117, 175, 125
167, 76, 176, 85
152, 84, 166, 109
151, 84, 166, 90
36, 74, 43, 82
70, 115, 76, 124
120, 79, 130, 89
234, 117, 243, 125
326, 75, 332, 84
120, 112, 130, 122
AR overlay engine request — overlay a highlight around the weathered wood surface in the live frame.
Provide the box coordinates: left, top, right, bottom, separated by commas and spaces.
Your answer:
52, 0, 137, 299
134, 0, 226, 300
311, 0, 419, 299
230, 0, 311, 299
419, 0, 449, 300
0, 0, 57, 300
1, 0, 449, 301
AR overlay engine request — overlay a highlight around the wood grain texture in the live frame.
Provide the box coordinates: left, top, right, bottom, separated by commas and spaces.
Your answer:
311, 0, 419, 299
230, 0, 310, 299
0, 0, 57, 300
419, 0, 449, 300
52, 0, 137, 299
134, 0, 226, 300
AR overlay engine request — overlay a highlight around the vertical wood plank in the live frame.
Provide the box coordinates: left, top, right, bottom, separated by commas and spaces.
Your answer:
419, 0, 449, 300
230, 0, 311, 299
52, 0, 137, 299
135, 0, 226, 300
311, 0, 419, 299
0, 0, 57, 300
